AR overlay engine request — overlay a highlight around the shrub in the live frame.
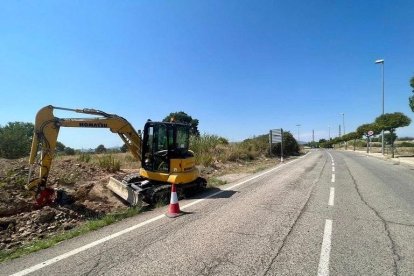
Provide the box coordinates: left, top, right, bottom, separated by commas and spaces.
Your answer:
0, 122, 34, 159
64, 147, 76, 155
77, 153, 91, 163
271, 131, 299, 156
398, 142, 414, 147
98, 155, 121, 172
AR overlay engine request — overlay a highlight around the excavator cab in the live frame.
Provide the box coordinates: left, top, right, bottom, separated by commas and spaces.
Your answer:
141, 121, 192, 173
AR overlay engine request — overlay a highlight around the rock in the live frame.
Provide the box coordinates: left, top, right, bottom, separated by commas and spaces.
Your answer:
63, 222, 75, 230
37, 207, 56, 223
3, 238, 12, 244
6, 241, 21, 249
21, 230, 32, 237
0, 218, 16, 230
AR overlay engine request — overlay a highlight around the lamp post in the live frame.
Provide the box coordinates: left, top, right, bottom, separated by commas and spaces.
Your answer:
328, 125, 331, 140
375, 59, 385, 155
340, 113, 346, 149
296, 124, 301, 143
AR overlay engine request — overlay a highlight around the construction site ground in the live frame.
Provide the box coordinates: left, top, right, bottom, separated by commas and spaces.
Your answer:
0, 153, 279, 255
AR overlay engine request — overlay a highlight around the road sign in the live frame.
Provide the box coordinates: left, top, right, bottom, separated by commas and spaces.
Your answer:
270, 129, 282, 143
269, 129, 284, 162
368, 130, 374, 136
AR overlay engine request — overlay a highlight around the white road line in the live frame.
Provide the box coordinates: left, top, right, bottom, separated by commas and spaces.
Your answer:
332, 167, 335, 172
331, 174, 335, 183
317, 219, 333, 276
10, 154, 310, 276
328, 187, 335, 206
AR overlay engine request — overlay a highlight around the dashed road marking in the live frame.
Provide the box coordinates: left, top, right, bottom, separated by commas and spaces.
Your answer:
317, 219, 333, 276
332, 167, 335, 172
331, 174, 335, 183
328, 187, 335, 206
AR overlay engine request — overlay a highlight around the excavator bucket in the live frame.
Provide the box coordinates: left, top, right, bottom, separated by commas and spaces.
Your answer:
107, 177, 142, 206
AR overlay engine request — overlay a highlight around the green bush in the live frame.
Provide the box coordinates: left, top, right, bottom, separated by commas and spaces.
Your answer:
190, 133, 274, 166
77, 153, 91, 163
271, 131, 299, 156
398, 142, 414, 147
64, 147, 76, 155
0, 122, 34, 159
98, 155, 121, 172
190, 134, 229, 166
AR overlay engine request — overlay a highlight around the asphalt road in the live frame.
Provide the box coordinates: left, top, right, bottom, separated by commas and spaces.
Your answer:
2, 150, 414, 276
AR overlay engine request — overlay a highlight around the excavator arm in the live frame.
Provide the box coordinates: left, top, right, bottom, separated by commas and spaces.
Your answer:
27, 105, 142, 192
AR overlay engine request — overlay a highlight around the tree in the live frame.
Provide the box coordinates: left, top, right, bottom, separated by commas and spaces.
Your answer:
384, 132, 397, 146
344, 132, 361, 151
356, 123, 380, 153
56, 141, 66, 153
0, 122, 34, 159
409, 76, 414, 112
95, 144, 107, 154
375, 112, 411, 157
163, 111, 200, 136
318, 139, 332, 148
64, 147, 76, 155
120, 143, 128, 153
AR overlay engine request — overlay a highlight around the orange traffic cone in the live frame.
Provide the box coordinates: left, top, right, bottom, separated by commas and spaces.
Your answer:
166, 184, 182, 218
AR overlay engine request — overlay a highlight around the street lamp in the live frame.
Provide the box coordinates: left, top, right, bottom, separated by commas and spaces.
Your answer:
296, 124, 301, 143
375, 59, 385, 155
340, 113, 346, 149
328, 125, 331, 140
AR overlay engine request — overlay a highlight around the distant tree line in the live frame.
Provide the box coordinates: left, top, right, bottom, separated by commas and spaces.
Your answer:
319, 112, 411, 158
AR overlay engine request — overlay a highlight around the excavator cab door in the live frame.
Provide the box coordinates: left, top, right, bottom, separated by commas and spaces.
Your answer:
142, 121, 191, 173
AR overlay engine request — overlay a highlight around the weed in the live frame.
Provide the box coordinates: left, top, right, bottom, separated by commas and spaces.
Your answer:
252, 166, 267, 173
77, 153, 91, 163
98, 155, 121, 172
207, 177, 227, 187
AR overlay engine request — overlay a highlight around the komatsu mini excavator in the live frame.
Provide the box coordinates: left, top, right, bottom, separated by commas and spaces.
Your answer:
27, 105, 206, 206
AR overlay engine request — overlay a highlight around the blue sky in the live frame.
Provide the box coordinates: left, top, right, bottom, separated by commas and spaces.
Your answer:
1, 1, 413, 148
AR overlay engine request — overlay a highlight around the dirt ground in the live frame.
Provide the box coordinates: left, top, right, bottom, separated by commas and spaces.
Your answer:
0, 154, 279, 252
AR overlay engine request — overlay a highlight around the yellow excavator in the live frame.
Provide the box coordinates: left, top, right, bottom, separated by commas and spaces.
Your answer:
27, 105, 206, 206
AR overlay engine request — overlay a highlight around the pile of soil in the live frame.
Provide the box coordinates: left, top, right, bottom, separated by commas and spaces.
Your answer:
0, 157, 130, 252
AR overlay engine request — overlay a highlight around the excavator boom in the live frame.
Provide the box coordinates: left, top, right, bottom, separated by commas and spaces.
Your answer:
27, 105, 142, 192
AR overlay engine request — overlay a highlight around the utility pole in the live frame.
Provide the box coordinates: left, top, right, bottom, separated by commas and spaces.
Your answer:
339, 125, 341, 137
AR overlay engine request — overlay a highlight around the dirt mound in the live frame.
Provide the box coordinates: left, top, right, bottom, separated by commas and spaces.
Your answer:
0, 156, 132, 251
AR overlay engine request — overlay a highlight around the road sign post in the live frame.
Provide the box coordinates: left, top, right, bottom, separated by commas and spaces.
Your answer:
269, 128, 283, 162
367, 130, 374, 154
